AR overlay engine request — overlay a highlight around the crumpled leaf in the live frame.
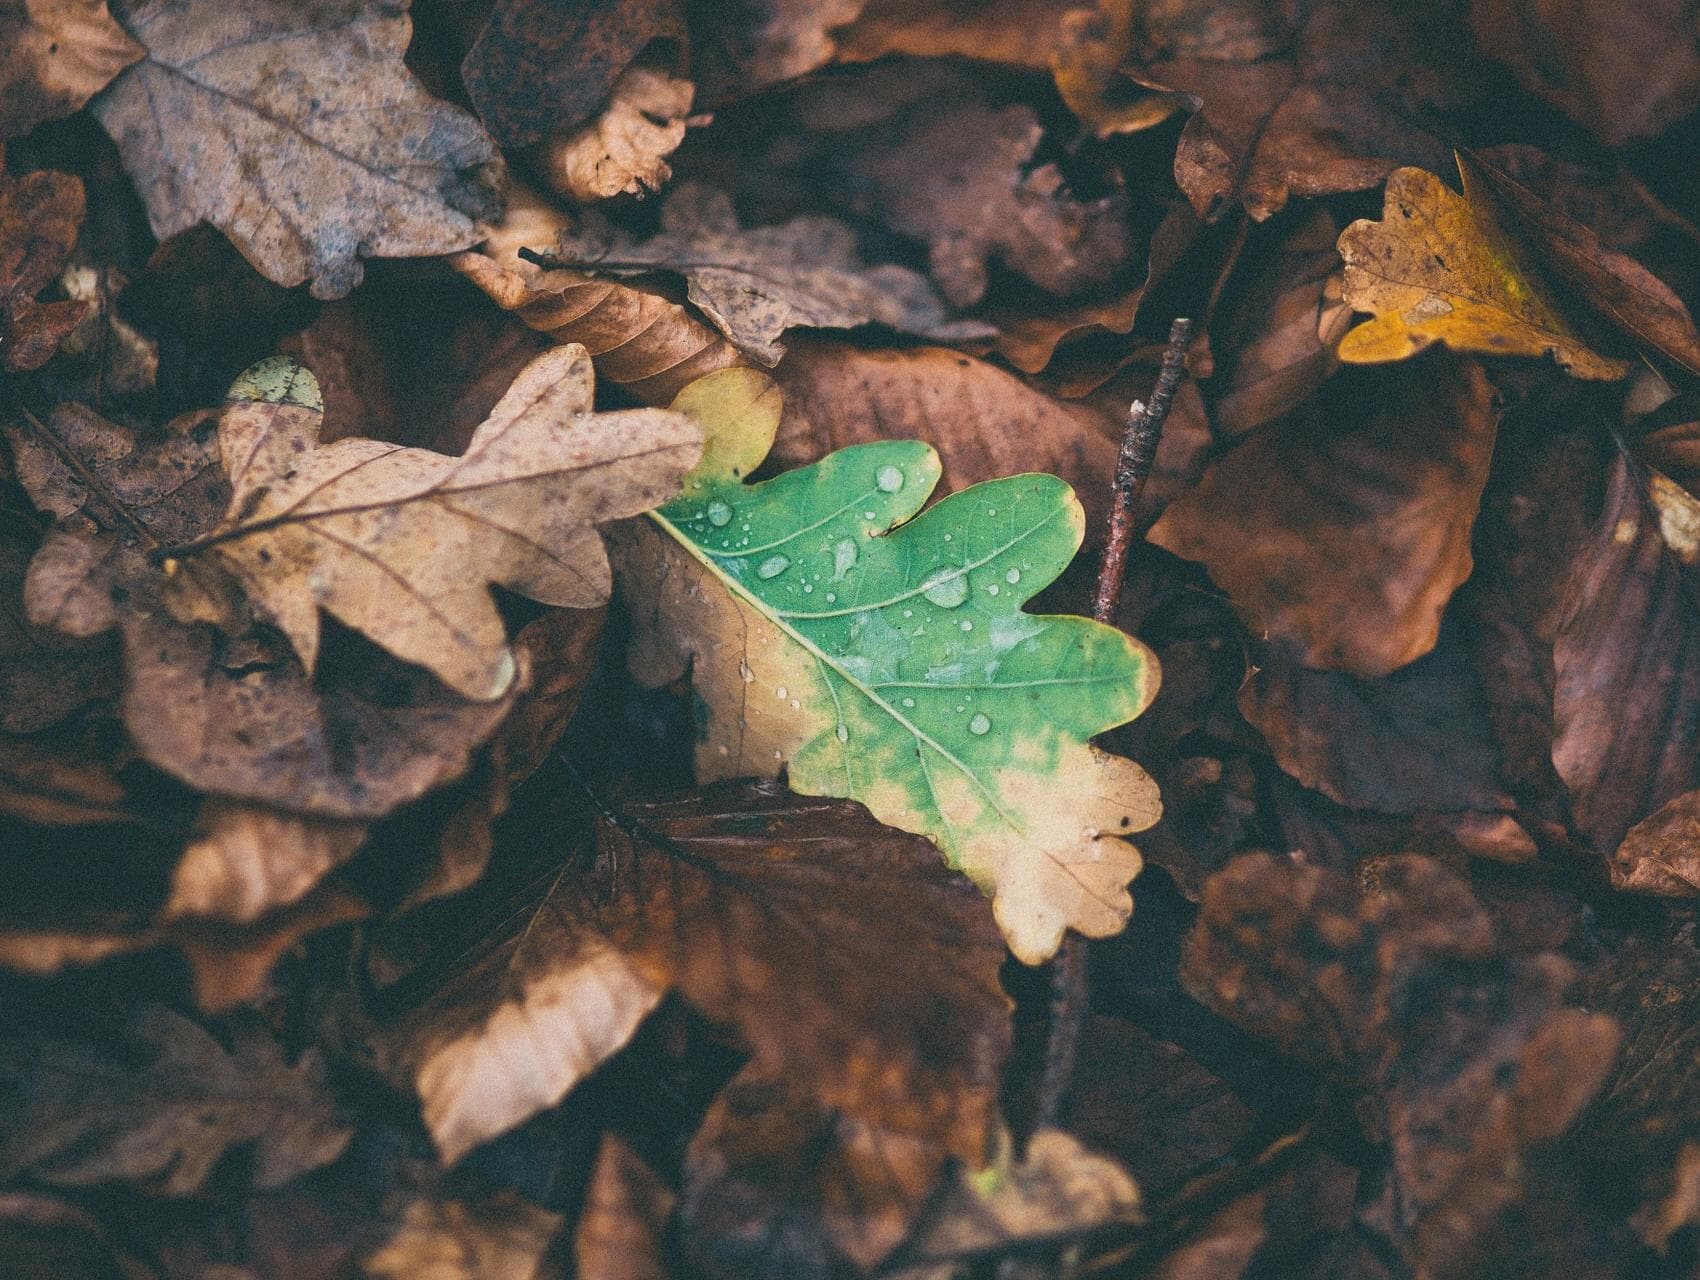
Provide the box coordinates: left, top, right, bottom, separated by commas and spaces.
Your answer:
535, 66, 694, 203
786, 62, 1133, 307
1129, 0, 1481, 220
1183, 852, 1622, 1278
1470, 0, 1700, 147
388, 778, 1011, 1273
616, 369, 1160, 962
91, 0, 504, 299
545, 183, 992, 366
1612, 790, 1700, 896
461, 0, 682, 148
364, 1191, 564, 1280
186, 348, 696, 702
1337, 165, 1628, 380
1151, 357, 1498, 678
0, 1004, 351, 1195
454, 180, 745, 405
0, 0, 142, 139
886, 1129, 1142, 1280
0, 166, 89, 373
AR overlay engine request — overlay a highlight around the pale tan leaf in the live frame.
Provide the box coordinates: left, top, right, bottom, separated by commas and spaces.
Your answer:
365, 1191, 564, 1280
536, 67, 694, 204
167, 800, 366, 924
0, 0, 142, 139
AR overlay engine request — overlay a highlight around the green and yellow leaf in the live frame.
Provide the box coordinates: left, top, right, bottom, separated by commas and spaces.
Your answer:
614, 370, 1161, 963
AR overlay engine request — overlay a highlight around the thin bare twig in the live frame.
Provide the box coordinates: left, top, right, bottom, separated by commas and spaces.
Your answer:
1033, 317, 1194, 1137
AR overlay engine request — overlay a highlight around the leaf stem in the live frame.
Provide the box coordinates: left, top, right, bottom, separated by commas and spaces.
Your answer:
1034, 317, 1193, 1137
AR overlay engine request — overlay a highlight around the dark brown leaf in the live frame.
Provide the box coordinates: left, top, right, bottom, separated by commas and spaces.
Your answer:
0, 0, 142, 140
0, 167, 89, 372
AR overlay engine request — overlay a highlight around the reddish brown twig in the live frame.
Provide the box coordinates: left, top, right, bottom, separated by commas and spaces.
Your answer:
1033, 316, 1194, 1137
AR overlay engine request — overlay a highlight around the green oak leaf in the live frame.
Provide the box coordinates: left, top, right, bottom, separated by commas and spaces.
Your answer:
613, 370, 1161, 962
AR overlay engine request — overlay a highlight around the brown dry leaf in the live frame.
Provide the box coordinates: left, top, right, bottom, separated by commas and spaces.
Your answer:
388, 779, 1011, 1272
0, 1004, 351, 1195
1239, 625, 1511, 816
0, 0, 142, 139
1612, 791, 1700, 895
789, 62, 1133, 307
1461, 150, 1700, 378
0, 1192, 156, 1280
688, 0, 866, 103
91, 0, 503, 299
0, 725, 131, 825
193, 347, 696, 702
460, 0, 682, 149
1052, 0, 1185, 138
454, 181, 745, 405
0, 166, 89, 373
166, 800, 366, 925
1205, 205, 1350, 438
575, 1136, 674, 1280
1338, 166, 1630, 380
1183, 853, 1622, 1278
364, 1191, 564, 1280
884, 1130, 1142, 1280
1130, 0, 1481, 220
1151, 356, 1498, 677
835, 0, 1080, 70
0, 514, 116, 734
173, 879, 369, 1011
546, 183, 993, 366
1470, 0, 1700, 147
535, 66, 694, 203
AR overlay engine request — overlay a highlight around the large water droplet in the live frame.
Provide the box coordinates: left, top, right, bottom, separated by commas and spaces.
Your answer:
833, 537, 858, 579
960, 620, 973, 631
706, 499, 733, 527
756, 554, 791, 579
968, 713, 992, 736
836, 723, 849, 742
986, 584, 1000, 596
1005, 568, 1021, 585
921, 568, 969, 608
876, 464, 905, 493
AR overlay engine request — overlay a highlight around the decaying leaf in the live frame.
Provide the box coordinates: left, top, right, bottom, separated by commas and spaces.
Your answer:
786, 62, 1134, 307
0, 513, 116, 734
834, 0, 1081, 70
454, 180, 745, 404
167, 800, 366, 924
1613, 790, 1700, 895
545, 183, 992, 365
0, 166, 89, 373
460, 0, 683, 148
617, 369, 1160, 962
1337, 165, 1629, 379
1151, 357, 1498, 677
1052, 0, 1182, 138
1130, 0, 1481, 220
1183, 853, 1622, 1277
0, 0, 142, 139
91, 0, 504, 299
535, 66, 694, 203
0, 1004, 351, 1195
574, 1136, 674, 1280
688, 0, 866, 102
188, 348, 696, 702
365, 1191, 565, 1280
389, 778, 1010, 1272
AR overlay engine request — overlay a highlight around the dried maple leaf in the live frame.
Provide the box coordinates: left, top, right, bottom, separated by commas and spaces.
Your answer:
1184, 853, 1622, 1278
1337, 165, 1629, 380
0, 166, 89, 373
535, 66, 694, 204
90, 0, 504, 299
178, 348, 695, 702
387, 778, 1010, 1273
460, 0, 682, 148
454, 180, 745, 405
0, 1004, 351, 1195
544, 183, 993, 366
616, 369, 1160, 961
1151, 357, 1498, 678
1126, 0, 1481, 220
0, 0, 142, 139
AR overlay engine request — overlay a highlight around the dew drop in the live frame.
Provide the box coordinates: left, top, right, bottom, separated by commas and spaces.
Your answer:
987, 508, 997, 517
706, 499, 733, 527
836, 723, 849, 742
833, 537, 858, 579
790, 699, 801, 709
1005, 568, 1021, 585
942, 533, 953, 542
920, 568, 969, 608
903, 609, 913, 618
825, 593, 837, 603
902, 697, 916, 708
876, 464, 905, 493
960, 620, 973, 631
739, 661, 754, 684
756, 554, 791, 579
803, 583, 814, 593
968, 712, 992, 736
863, 510, 877, 520
986, 584, 1000, 596
776, 685, 788, 700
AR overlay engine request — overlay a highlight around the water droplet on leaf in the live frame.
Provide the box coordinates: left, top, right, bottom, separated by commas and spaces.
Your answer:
969, 713, 992, 735
921, 568, 969, 608
876, 465, 905, 493
706, 499, 733, 527
757, 554, 790, 579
